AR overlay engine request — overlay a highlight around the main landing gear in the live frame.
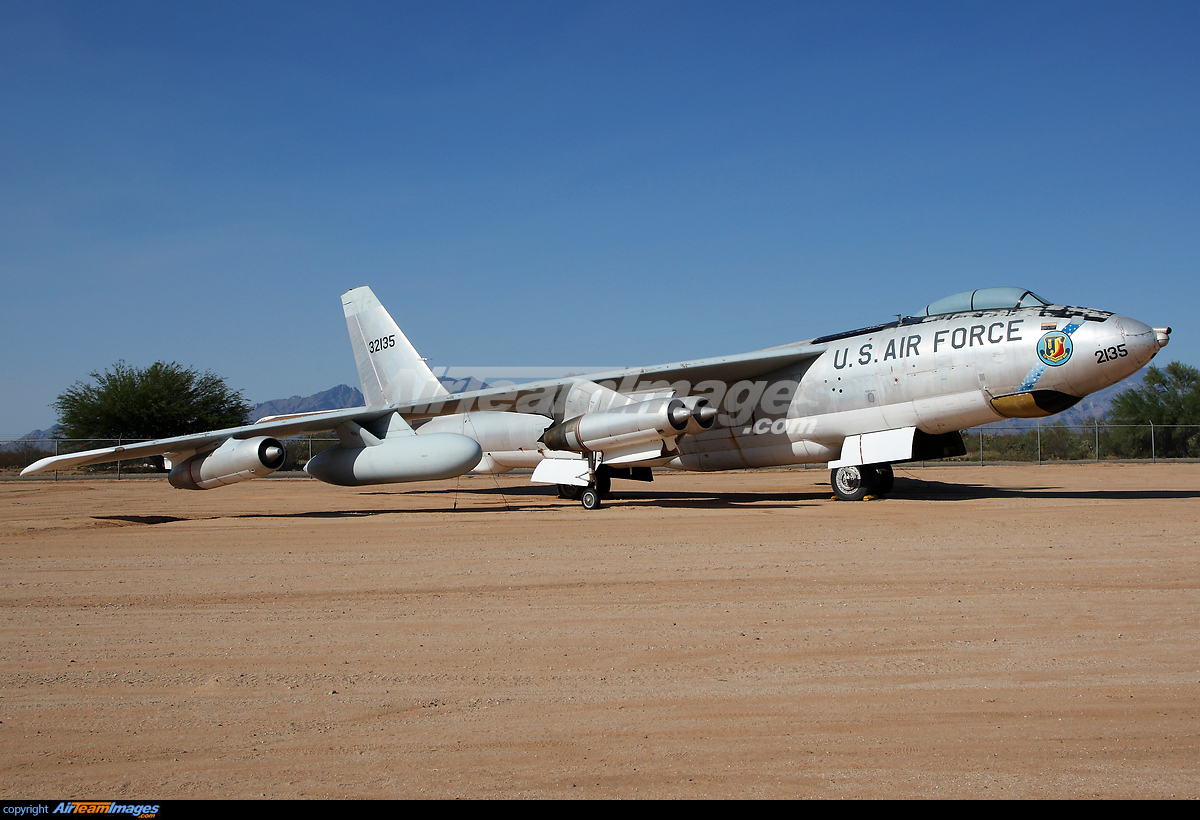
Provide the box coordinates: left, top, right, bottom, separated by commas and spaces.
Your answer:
830, 463, 894, 501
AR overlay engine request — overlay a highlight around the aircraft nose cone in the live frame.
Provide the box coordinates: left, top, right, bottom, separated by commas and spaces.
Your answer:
1117, 315, 1153, 338
1059, 314, 1164, 397
1113, 314, 1167, 372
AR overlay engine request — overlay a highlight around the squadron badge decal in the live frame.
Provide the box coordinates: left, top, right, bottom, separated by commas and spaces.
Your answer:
1037, 330, 1073, 366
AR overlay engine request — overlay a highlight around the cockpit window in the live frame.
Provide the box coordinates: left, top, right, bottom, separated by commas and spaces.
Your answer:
922, 287, 1050, 316
1015, 290, 1048, 308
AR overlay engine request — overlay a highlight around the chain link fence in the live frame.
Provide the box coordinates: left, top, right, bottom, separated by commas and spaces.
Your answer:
954, 422, 1200, 464
3, 423, 1199, 477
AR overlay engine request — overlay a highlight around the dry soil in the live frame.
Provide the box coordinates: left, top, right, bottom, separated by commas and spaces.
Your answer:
1, 463, 1198, 798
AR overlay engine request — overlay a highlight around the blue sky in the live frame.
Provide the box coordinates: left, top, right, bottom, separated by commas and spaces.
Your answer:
2, 1, 1197, 435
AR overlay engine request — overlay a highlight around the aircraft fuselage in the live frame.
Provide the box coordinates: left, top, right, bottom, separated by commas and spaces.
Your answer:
669, 303, 1164, 471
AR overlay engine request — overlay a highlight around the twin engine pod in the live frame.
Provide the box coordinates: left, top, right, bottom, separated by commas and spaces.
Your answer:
168, 436, 286, 490
303, 433, 483, 486
540, 396, 717, 454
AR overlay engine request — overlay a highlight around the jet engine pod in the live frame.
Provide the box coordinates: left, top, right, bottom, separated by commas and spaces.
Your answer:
540, 397, 691, 453
168, 436, 286, 490
303, 432, 482, 486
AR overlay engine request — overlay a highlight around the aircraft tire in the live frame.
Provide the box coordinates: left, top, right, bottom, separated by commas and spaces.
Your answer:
581, 488, 602, 510
875, 464, 895, 496
557, 484, 583, 500
831, 465, 878, 501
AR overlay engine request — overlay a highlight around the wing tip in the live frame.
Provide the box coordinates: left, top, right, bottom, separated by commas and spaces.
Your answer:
20, 458, 52, 476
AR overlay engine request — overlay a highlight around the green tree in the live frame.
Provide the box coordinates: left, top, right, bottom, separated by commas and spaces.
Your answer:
53, 361, 252, 442
1106, 361, 1200, 458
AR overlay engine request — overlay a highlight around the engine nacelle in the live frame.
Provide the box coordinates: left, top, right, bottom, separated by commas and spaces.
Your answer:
303, 433, 482, 486
168, 436, 286, 490
541, 397, 712, 454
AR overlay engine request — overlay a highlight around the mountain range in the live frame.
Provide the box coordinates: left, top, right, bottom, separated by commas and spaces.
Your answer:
249, 384, 365, 419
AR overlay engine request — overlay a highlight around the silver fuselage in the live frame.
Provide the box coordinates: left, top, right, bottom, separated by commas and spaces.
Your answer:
669, 304, 1159, 470
413, 302, 1163, 474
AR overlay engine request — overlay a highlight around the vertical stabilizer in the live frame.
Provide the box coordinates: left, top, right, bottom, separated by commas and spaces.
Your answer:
342, 286, 449, 407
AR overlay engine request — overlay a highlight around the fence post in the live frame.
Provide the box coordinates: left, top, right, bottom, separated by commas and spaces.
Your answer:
1150, 421, 1155, 463
1037, 423, 1041, 465
117, 437, 121, 480
1095, 418, 1099, 462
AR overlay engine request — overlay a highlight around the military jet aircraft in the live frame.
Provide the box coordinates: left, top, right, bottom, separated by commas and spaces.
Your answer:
22, 286, 1170, 508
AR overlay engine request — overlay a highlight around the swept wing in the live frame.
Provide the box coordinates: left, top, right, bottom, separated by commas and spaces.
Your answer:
20, 405, 393, 475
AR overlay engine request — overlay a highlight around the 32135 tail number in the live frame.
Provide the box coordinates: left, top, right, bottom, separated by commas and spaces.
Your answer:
369, 335, 396, 353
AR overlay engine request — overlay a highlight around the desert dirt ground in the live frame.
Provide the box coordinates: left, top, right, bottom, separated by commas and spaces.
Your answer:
1, 463, 1198, 799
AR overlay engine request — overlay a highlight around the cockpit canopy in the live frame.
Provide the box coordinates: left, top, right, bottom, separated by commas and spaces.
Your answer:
921, 287, 1049, 316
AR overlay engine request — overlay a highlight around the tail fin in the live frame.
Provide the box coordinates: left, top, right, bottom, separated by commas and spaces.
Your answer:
342, 286, 449, 407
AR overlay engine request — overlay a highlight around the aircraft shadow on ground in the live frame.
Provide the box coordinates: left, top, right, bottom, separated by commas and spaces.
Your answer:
388, 479, 1200, 506
886, 476, 1200, 502
232, 489, 824, 515
94, 515, 192, 525
442, 485, 826, 509
89, 478, 1199, 523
